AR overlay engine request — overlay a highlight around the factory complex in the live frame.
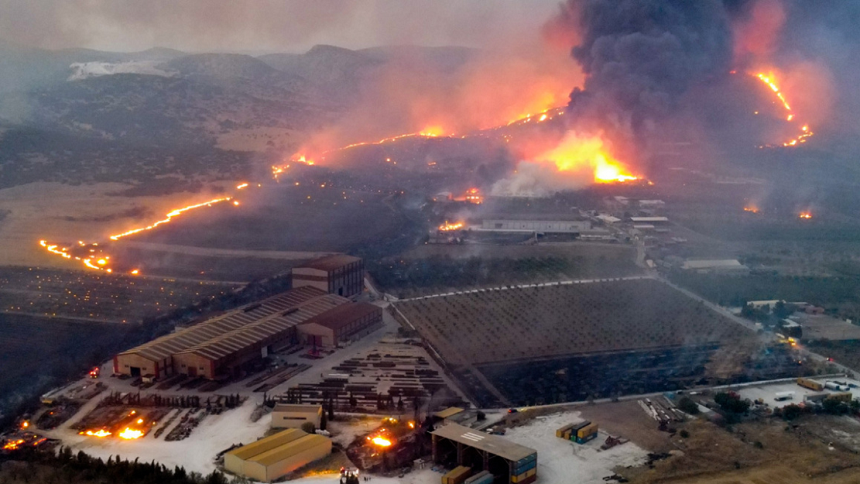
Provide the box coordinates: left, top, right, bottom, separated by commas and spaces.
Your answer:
113, 255, 381, 380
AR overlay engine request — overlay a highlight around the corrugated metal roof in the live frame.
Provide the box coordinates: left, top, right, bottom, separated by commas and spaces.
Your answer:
433, 407, 465, 419
273, 404, 322, 414
296, 254, 361, 272
432, 423, 536, 462
630, 217, 669, 222
298, 302, 380, 331
177, 294, 349, 361
118, 286, 327, 362
226, 428, 306, 460
247, 434, 331, 466
682, 259, 744, 269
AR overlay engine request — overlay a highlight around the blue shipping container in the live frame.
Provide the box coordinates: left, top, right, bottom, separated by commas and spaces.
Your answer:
575, 432, 597, 444
515, 454, 537, 466
514, 460, 536, 475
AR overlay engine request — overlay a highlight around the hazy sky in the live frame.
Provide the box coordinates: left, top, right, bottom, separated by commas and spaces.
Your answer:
0, 0, 562, 53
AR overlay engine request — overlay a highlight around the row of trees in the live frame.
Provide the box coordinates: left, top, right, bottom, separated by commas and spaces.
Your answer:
0, 446, 245, 484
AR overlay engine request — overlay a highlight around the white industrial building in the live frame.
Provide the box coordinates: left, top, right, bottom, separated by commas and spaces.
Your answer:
271, 404, 323, 430
681, 259, 749, 274
629, 216, 669, 224
481, 219, 591, 233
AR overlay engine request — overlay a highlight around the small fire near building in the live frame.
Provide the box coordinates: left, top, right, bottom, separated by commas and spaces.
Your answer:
292, 254, 364, 298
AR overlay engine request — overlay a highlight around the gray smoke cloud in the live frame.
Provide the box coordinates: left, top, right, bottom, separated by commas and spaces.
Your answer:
559, 0, 734, 155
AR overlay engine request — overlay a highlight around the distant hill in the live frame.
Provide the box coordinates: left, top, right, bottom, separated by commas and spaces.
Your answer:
165, 53, 279, 80
0, 41, 186, 93
258, 44, 477, 102
0, 42, 481, 187
359, 45, 477, 73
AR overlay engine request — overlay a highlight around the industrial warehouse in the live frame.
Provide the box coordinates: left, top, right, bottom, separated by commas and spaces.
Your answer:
114, 256, 381, 380
292, 254, 364, 298
224, 428, 332, 482
432, 423, 538, 484
480, 216, 591, 233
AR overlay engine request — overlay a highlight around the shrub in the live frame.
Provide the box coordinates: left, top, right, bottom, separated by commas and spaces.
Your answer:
301, 422, 316, 434
781, 404, 803, 421
714, 392, 750, 414
679, 429, 690, 438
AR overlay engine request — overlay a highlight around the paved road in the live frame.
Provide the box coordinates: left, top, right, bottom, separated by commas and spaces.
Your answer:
397, 275, 654, 302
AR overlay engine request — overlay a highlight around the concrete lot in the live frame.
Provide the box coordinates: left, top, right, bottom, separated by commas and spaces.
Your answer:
736, 377, 860, 409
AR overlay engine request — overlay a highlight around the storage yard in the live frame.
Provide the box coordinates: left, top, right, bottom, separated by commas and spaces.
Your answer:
282, 343, 469, 413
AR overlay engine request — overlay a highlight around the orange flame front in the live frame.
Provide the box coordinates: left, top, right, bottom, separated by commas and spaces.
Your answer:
536, 132, 639, 184
118, 428, 144, 440
751, 71, 814, 147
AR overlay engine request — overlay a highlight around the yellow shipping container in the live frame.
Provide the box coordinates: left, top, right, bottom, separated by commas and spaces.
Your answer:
442, 466, 472, 484
577, 423, 598, 438
511, 468, 537, 483
556, 424, 575, 438
797, 377, 824, 391
826, 392, 852, 402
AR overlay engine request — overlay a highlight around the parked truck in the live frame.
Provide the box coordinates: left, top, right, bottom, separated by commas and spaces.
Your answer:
797, 377, 824, 391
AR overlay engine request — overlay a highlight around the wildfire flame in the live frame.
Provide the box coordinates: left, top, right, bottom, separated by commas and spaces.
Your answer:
799, 212, 812, 219
271, 107, 566, 178
438, 221, 464, 231
38, 193, 241, 274
3, 439, 25, 450
371, 437, 392, 447
110, 197, 232, 241
536, 132, 639, 184
82, 429, 111, 438
744, 205, 760, 213
751, 71, 814, 147
118, 428, 144, 439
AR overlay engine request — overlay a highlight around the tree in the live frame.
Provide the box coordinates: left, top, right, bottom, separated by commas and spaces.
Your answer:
773, 300, 793, 319
678, 397, 700, 415
822, 398, 849, 415
714, 392, 750, 414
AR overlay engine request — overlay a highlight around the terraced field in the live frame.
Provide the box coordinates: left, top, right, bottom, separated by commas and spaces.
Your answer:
395, 277, 745, 367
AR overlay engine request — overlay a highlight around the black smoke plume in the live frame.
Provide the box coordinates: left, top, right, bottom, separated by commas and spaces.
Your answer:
554, 0, 735, 160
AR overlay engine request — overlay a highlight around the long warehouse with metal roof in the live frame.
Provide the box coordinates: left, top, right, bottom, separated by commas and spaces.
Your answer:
113, 286, 382, 380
